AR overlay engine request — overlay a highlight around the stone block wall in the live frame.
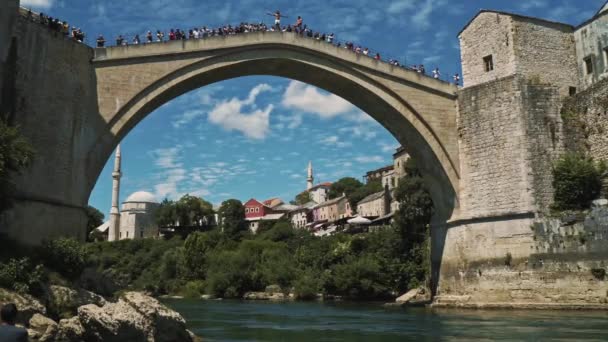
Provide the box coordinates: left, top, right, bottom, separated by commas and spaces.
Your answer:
435, 207, 608, 307
562, 77, 608, 163
459, 12, 516, 88
459, 11, 578, 96
457, 75, 565, 217
0, 16, 99, 243
512, 17, 578, 97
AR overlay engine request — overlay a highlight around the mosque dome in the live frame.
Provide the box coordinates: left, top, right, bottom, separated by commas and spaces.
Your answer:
125, 191, 158, 203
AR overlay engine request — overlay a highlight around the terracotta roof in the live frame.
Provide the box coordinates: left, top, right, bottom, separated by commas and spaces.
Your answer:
309, 182, 332, 191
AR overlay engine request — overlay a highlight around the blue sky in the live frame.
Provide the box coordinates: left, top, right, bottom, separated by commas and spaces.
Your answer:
21, 0, 604, 217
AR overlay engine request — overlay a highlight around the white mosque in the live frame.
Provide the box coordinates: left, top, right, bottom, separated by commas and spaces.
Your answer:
93, 145, 160, 241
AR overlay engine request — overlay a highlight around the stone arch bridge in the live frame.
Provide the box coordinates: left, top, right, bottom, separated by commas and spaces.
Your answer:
2, 9, 565, 304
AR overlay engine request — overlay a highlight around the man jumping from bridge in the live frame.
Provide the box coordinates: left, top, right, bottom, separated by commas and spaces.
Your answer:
267, 10, 287, 30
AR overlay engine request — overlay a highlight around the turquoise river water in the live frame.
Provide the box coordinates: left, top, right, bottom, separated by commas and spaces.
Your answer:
162, 299, 608, 341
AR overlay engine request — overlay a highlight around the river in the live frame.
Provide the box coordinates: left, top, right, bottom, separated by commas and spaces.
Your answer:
163, 299, 608, 341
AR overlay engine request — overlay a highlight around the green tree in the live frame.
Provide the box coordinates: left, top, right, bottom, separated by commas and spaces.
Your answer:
182, 231, 220, 279
293, 190, 312, 205
552, 153, 604, 211
392, 158, 433, 289
0, 120, 34, 212
176, 194, 214, 227
328, 177, 363, 200
85, 205, 104, 240
218, 199, 247, 239
156, 198, 178, 227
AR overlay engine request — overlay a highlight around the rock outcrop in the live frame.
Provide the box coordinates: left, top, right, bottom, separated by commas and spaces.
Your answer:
74, 291, 191, 342
27, 313, 58, 341
390, 287, 431, 307
46, 285, 106, 319
0, 288, 46, 325
56, 316, 85, 341
243, 284, 289, 300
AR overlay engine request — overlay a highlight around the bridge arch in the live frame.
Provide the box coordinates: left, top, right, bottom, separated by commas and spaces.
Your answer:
90, 33, 460, 221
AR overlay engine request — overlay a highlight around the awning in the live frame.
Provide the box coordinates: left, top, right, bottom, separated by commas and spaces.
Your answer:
347, 216, 372, 225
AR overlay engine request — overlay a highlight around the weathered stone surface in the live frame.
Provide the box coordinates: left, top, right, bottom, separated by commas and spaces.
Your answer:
0, 288, 46, 325
243, 291, 287, 301
47, 285, 106, 319
28, 313, 58, 341
73, 292, 191, 342
121, 291, 191, 342
264, 284, 282, 294
56, 316, 85, 341
593, 199, 608, 208
78, 301, 148, 342
396, 288, 421, 304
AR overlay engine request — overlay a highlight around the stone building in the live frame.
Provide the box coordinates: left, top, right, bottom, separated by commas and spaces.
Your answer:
356, 187, 391, 218
309, 183, 331, 204
288, 201, 315, 229
575, 4, 608, 89
312, 195, 352, 223
118, 191, 160, 240
365, 165, 394, 184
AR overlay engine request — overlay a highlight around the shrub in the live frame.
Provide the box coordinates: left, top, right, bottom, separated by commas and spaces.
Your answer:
293, 270, 320, 300
0, 258, 45, 295
180, 280, 206, 298
505, 252, 513, 267
41, 238, 87, 279
552, 153, 603, 211
591, 268, 606, 280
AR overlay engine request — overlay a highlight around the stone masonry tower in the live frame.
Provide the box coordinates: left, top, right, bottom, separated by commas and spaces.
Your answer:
307, 161, 314, 190
108, 145, 122, 241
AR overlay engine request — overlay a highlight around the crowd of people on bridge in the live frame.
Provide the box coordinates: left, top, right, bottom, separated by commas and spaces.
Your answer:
25, 9, 85, 43
23, 7, 460, 85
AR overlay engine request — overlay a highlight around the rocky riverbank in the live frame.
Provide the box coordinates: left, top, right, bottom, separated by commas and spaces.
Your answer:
0, 286, 200, 341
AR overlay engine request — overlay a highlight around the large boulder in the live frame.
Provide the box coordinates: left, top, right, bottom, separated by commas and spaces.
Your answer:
74, 291, 191, 342
0, 288, 46, 325
27, 313, 58, 341
78, 301, 148, 342
121, 291, 191, 342
56, 316, 85, 341
46, 285, 106, 319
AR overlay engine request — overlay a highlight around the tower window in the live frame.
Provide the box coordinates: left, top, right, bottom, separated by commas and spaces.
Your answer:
483, 55, 494, 72
584, 56, 593, 75
604, 47, 608, 70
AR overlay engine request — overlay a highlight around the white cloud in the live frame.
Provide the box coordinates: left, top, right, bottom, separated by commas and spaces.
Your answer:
173, 109, 205, 128
379, 142, 400, 153
152, 147, 182, 169
387, 0, 416, 14
282, 81, 354, 119
154, 167, 187, 199
320, 135, 352, 148
355, 155, 384, 163
412, 0, 447, 29
519, 0, 547, 11
21, 0, 54, 9
339, 126, 378, 140
208, 84, 274, 139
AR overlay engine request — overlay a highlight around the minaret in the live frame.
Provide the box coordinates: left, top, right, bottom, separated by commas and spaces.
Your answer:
307, 161, 314, 190
108, 145, 122, 241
